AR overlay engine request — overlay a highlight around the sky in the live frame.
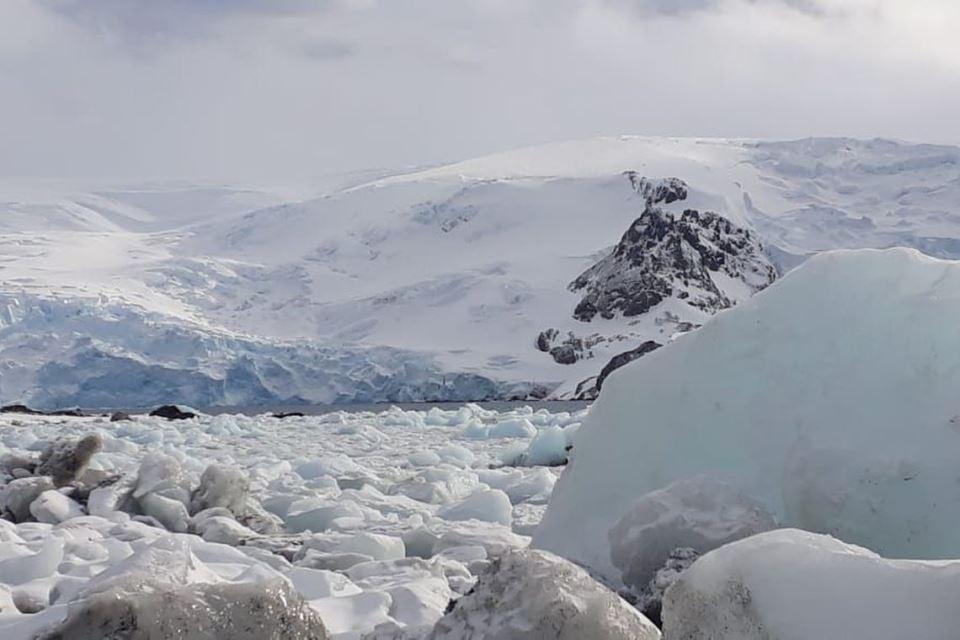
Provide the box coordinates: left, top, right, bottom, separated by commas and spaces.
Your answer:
0, 0, 958, 184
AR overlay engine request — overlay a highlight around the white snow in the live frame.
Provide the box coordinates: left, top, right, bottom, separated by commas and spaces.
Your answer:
536, 248, 960, 580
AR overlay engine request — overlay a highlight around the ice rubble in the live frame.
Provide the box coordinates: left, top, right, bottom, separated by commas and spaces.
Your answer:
662, 529, 960, 640
536, 248, 960, 579
0, 403, 589, 639
430, 548, 660, 639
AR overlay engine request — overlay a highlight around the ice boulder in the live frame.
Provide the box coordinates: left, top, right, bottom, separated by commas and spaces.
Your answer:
36, 434, 103, 487
38, 578, 328, 640
139, 492, 191, 533
296, 455, 362, 480
29, 490, 85, 524
194, 514, 257, 545
430, 548, 660, 639
439, 489, 512, 526
507, 426, 569, 467
662, 529, 960, 640
190, 464, 250, 516
133, 454, 192, 506
608, 476, 775, 593
1, 476, 54, 522
488, 418, 537, 439
335, 532, 405, 561
537, 249, 960, 578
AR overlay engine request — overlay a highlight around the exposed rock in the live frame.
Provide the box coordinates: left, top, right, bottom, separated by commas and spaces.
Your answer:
149, 405, 198, 420
595, 341, 662, 392
536, 329, 614, 365
36, 434, 103, 487
535, 329, 557, 353
550, 344, 578, 365
569, 179, 776, 322
624, 173, 688, 206
272, 411, 306, 419
0, 405, 84, 417
38, 578, 329, 640
0, 404, 43, 415
430, 548, 660, 639
575, 340, 665, 399
635, 547, 699, 627
109, 411, 131, 422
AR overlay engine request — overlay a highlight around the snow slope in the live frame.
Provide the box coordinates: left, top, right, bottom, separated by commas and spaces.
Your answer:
535, 248, 960, 580
3, 137, 960, 408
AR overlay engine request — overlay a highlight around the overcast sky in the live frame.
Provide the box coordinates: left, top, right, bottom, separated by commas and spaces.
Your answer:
0, 0, 958, 183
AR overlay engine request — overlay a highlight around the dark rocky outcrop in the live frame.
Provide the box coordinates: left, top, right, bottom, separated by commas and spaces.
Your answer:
0, 404, 85, 417
149, 405, 198, 421
535, 329, 601, 365
624, 173, 688, 205
570, 178, 776, 322
573, 341, 663, 400
595, 341, 662, 392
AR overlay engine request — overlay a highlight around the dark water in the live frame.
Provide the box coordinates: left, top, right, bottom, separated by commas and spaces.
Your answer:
200, 400, 591, 417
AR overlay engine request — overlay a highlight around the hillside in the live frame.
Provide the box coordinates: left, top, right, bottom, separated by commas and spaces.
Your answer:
3, 137, 960, 408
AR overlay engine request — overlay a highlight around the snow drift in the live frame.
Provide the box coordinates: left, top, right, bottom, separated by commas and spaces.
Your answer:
535, 248, 960, 579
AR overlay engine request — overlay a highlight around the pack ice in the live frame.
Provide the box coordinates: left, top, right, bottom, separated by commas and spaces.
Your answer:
536, 248, 960, 580
0, 402, 656, 638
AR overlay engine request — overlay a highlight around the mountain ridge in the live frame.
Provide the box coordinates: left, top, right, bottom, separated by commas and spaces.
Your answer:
3, 136, 960, 407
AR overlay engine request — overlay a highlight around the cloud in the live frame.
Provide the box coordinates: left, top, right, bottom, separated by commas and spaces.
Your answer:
43, 0, 332, 40
0, 0, 958, 184
607, 0, 825, 17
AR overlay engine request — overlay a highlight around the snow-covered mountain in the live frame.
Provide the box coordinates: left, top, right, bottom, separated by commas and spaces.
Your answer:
3, 136, 960, 408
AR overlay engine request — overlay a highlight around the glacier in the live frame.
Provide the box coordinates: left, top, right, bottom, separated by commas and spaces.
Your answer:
4, 137, 960, 407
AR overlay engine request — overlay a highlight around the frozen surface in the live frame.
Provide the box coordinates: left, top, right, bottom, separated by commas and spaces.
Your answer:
0, 403, 581, 639
6, 138, 960, 407
537, 248, 960, 579
662, 529, 960, 640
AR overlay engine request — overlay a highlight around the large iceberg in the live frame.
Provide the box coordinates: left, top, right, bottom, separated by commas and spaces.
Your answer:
536, 249, 960, 579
